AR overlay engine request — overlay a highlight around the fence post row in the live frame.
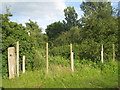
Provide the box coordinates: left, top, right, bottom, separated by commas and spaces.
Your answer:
7, 42, 116, 78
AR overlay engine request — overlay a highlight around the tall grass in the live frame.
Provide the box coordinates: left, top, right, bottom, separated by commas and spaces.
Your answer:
2, 56, 119, 88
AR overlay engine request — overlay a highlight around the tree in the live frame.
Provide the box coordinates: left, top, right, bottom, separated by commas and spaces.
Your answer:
117, 1, 120, 61
54, 27, 82, 46
63, 6, 80, 31
80, 1, 118, 61
80, 1, 117, 43
25, 19, 42, 36
45, 21, 65, 41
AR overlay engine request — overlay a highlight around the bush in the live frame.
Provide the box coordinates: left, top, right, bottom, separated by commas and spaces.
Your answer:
49, 56, 70, 67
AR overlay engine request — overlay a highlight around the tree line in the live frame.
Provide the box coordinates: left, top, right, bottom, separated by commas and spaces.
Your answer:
46, 2, 118, 61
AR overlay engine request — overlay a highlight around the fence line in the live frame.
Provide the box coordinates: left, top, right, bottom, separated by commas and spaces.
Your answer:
7, 42, 116, 78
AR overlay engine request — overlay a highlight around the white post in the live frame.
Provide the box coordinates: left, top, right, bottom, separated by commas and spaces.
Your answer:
16, 41, 19, 77
46, 43, 48, 73
113, 44, 115, 61
22, 56, 25, 73
8, 47, 16, 79
70, 44, 74, 72
101, 44, 103, 63
71, 52, 74, 72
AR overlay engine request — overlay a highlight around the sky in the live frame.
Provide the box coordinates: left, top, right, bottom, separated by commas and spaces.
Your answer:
1, 0, 120, 33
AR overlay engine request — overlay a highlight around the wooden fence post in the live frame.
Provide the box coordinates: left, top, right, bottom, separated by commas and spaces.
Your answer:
8, 47, 16, 79
16, 41, 19, 77
113, 44, 115, 61
70, 44, 74, 72
101, 44, 104, 63
71, 52, 74, 72
46, 43, 48, 73
22, 56, 25, 73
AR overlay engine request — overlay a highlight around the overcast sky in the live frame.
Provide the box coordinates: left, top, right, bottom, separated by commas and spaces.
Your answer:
1, 0, 119, 33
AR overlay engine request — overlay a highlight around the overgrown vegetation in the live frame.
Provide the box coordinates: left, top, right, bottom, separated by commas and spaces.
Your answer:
2, 59, 118, 88
1, 9, 47, 78
1, 1, 119, 88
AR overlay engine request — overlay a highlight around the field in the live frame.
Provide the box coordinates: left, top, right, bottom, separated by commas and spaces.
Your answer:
2, 57, 119, 88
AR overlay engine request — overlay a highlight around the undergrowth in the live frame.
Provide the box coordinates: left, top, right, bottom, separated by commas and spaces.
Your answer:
2, 56, 119, 88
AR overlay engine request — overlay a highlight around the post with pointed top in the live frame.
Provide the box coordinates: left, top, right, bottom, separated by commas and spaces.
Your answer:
46, 43, 48, 73
70, 44, 74, 72
16, 41, 19, 77
22, 55, 25, 73
101, 44, 104, 63
113, 44, 115, 61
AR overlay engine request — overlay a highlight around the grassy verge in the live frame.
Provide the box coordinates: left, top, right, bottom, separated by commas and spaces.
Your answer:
2, 58, 119, 88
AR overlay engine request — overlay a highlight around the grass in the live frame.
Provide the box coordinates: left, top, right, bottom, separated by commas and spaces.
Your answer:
2, 60, 119, 88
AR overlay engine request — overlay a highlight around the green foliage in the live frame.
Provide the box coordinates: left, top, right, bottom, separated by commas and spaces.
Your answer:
80, 2, 118, 43
2, 59, 119, 88
26, 19, 42, 33
54, 27, 82, 46
49, 56, 70, 67
79, 2, 118, 61
63, 6, 80, 31
49, 2, 118, 62
46, 21, 65, 41
2, 13, 30, 77
49, 45, 70, 59
49, 39, 118, 62
2, 10, 47, 78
